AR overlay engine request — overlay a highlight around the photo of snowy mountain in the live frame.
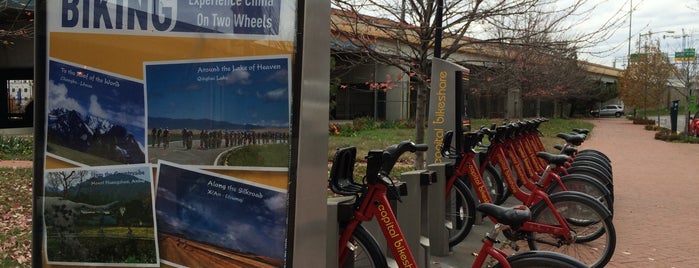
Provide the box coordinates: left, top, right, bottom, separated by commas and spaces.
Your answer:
46, 59, 146, 165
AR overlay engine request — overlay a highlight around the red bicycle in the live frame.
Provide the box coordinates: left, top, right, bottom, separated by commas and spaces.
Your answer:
329, 141, 589, 268
440, 130, 616, 268
479, 124, 613, 211
479, 121, 613, 205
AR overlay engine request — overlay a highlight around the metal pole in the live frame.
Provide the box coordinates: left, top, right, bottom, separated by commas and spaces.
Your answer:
434, 0, 443, 58
627, 0, 632, 65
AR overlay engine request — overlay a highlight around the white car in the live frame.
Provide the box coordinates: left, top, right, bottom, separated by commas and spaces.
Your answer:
591, 105, 625, 117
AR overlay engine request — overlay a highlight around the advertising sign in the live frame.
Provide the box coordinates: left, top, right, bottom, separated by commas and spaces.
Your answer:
425, 58, 469, 164
37, 1, 298, 267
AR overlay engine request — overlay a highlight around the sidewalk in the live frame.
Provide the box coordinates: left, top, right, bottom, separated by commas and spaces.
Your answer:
430, 117, 699, 267
0, 160, 33, 168
582, 117, 699, 267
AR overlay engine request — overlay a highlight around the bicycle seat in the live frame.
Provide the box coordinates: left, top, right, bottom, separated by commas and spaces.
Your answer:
329, 146, 364, 195
477, 203, 531, 229
553, 145, 578, 156
556, 133, 585, 146
536, 151, 571, 166
572, 128, 590, 135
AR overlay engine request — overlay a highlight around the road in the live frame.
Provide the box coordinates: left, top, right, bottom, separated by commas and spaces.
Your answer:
147, 140, 235, 166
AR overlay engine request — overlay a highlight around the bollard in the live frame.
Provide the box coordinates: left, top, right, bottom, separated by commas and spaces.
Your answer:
396, 170, 433, 268
427, 162, 451, 256
327, 196, 356, 268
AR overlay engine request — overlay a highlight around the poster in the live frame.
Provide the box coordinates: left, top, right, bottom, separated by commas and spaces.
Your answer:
46, 59, 147, 167
154, 161, 287, 268
43, 164, 158, 267
144, 56, 290, 166
41, 1, 297, 266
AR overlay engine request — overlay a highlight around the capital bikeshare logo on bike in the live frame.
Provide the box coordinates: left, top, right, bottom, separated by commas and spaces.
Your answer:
377, 204, 414, 267
467, 164, 492, 203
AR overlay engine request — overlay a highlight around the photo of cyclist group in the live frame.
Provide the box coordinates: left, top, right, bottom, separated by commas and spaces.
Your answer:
150, 128, 289, 150
147, 127, 289, 166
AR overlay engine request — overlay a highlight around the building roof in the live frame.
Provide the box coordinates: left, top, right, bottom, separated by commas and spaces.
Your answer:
330, 9, 623, 80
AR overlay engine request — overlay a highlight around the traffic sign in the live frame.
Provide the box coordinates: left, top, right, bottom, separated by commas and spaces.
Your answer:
675, 48, 696, 61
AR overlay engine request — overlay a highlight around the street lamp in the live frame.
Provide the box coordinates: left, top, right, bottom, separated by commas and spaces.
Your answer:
638, 30, 674, 54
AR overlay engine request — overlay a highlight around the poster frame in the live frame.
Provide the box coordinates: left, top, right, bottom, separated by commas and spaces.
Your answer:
32, 0, 332, 267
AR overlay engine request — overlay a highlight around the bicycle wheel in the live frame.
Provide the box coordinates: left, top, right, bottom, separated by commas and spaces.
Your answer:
545, 174, 613, 214
492, 250, 588, 268
571, 159, 612, 180
527, 191, 616, 268
577, 149, 611, 163
445, 178, 476, 248
480, 163, 507, 205
573, 154, 612, 172
342, 225, 388, 268
565, 165, 613, 195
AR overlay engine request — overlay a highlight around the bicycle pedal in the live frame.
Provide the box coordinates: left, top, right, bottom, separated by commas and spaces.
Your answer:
346, 241, 357, 251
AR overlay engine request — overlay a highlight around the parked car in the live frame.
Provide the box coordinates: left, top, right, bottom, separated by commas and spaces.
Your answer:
591, 105, 625, 117
690, 111, 699, 137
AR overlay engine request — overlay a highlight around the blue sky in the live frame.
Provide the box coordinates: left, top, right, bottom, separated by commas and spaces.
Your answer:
145, 56, 290, 127
48, 60, 146, 145
155, 162, 288, 260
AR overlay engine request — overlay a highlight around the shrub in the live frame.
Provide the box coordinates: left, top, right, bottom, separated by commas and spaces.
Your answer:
654, 128, 691, 142
352, 116, 377, 131
0, 136, 33, 160
631, 117, 655, 125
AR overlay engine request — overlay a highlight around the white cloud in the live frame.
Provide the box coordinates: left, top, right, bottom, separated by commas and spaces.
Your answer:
264, 193, 288, 214
48, 80, 85, 115
221, 69, 252, 85
89, 95, 109, 119
267, 69, 289, 84
258, 87, 288, 101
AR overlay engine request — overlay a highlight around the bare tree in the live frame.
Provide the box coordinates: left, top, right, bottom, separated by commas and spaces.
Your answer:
0, 1, 34, 46
475, 9, 599, 118
331, 0, 629, 166
46, 170, 90, 198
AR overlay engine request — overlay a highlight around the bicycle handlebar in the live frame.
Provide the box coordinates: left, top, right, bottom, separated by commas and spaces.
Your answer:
380, 141, 428, 175
362, 141, 428, 185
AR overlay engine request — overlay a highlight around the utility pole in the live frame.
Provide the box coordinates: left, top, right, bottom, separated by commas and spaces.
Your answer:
627, 0, 632, 67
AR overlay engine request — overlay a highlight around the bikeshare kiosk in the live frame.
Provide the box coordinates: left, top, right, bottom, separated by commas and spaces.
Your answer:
32, 0, 330, 267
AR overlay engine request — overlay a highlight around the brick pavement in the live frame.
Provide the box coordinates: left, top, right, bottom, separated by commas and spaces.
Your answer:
582, 118, 699, 268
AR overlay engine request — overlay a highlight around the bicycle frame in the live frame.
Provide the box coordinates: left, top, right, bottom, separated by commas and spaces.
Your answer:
448, 146, 574, 240
472, 226, 514, 268
338, 181, 418, 267
479, 130, 570, 197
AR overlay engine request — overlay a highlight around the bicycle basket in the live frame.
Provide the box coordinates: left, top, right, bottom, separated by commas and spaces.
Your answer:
329, 146, 364, 195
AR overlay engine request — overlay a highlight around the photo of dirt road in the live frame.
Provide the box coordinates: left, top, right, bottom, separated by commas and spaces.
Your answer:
159, 233, 282, 268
